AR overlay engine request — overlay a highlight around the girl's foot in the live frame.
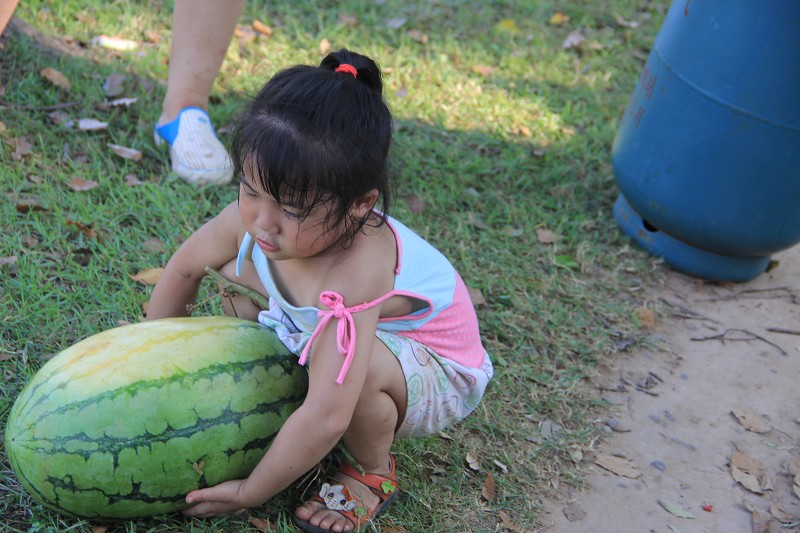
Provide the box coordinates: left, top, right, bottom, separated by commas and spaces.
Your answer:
293, 454, 399, 533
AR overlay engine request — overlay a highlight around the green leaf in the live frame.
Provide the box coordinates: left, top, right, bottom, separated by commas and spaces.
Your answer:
381, 480, 396, 494
555, 255, 580, 270
658, 499, 695, 519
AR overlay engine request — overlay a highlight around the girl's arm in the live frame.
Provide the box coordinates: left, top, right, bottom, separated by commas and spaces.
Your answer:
182, 295, 384, 516
147, 201, 244, 320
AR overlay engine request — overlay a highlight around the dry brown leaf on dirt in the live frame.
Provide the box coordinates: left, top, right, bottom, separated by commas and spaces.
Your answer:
634, 306, 655, 329
730, 451, 769, 494
252, 20, 273, 36
107, 143, 142, 161
248, 516, 277, 532
497, 510, 523, 532
130, 267, 165, 285
536, 228, 560, 244
92, 526, 108, 533
124, 174, 144, 186
66, 220, 99, 240
769, 503, 795, 522
41, 67, 71, 90
481, 471, 496, 502
338, 14, 359, 28
467, 287, 487, 308
68, 177, 99, 192
48, 110, 71, 125
594, 454, 642, 479
465, 452, 481, 471
407, 29, 429, 43
731, 408, 772, 434
13, 194, 46, 213
12, 136, 33, 160
742, 500, 773, 533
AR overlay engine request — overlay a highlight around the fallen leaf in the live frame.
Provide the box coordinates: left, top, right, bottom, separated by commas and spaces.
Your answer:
103, 73, 127, 97
0, 256, 17, 266
494, 19, 519, 35
385, 17, 406, 29
613, 12, 639, 28
234, 25, 257, 45
743, 500, 773, 533
252, 20, 273, 36
787, 456, 800, 476
536, 228, 559, 244
658, 498, 695, 519
319, 37, 331, 55
92, 526, 108, 533
407, 29, 428, 43
594, 454, 642, 479
562, 30, 586, 50
467, 287, 487, 307
144, 30, 162, 44
338, 14, 359, 28
14, 194, 46, 213
731, 451, 767, 494
130, 268, 165, 285
549, 12, 570, 26
506, 227, 523, 237
467, 212, 489, 229
481, 471, 496, 502
107, 143, 142, 161
48, 110, 71, 124
634, 307, 655, 328
563, 501, 587, 522
104, 97, 138, 109
41, 67, 71, 90
124, 174, 144, 186
77, 118, 109, 131
142, 238, 165, 253
248, 517, 274, 532
403, 193, 427, 214
731, 409, 772, 434
555, 254, 580, 270
437, 431, 453, 441
12, 136, 33, 160
540, 419, 562, 440
465, 452, 481, 471
472, 65, 495, 76
769, 503, 793, 522
498, 510, 522, 532
494, 459, 509, 473
66, 220, 99, 240
68, 177, 99, 192
92, 35, 138, 51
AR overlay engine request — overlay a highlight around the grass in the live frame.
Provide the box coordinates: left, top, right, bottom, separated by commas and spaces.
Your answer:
0, 0, 668, 531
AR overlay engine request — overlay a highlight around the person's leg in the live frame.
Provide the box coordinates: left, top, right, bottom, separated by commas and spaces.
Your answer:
0, 0, 19, 38
294, 340, 407, 532
155, 0, 245, 185
160, 0, 245, 122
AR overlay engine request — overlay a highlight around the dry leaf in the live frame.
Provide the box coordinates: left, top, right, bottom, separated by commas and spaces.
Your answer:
498, 510, 522, 532
66, 220, 99, 240
14, 194, 46, 213
634, 307, 655, 328
613, 13, 639, 29
743, 500, 773, 533
731, 409, 771, 434
467, 287, 487, 307
494, 459, 509, 473
658, 498, 695, 519
92, 35, 138, 51
385, 17, 407, 29
549, 12, 570, 26
467, 212, 489, 229
594, 454, 642, 479
563, 502, 587, 522
465, 452, 481, 471
124, 174, 144, 186
103, 73, 127, 97
338, 14, 359, 28
536, 228, 559, 244
252, 20, 273, 36
403, 193, 427, 214
41, 67, 71, 90
92, 526, 108, 533
731, 451, 767, 494
248, 517, 274, 532
769, 503, 794, 522
105, 97, 138, 108
481, 471, 496, 502
12, 136, 33, 160
494, 19, 519, 35
107, 143, 142, 161
319, 38, 332, 55
562, 30, 586, 50
0, 256, 17, 266
437, 431, 453, 441
472, 65, 495, 76
77, 118, 109, 131
787, 456, 800, 476
144, 30, 162, 44
407, 29, 429, 43
142, 238, 165, 253
68, 177, 99, 192
130, 268, 164, 285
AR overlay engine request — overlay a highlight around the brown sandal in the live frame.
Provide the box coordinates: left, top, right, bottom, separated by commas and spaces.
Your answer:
292, 454, 400, 533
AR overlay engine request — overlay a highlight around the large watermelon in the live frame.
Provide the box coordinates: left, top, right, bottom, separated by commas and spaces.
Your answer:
4, 316, 308, 519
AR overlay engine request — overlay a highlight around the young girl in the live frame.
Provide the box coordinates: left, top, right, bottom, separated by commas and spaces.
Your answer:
147, 49, 493, 533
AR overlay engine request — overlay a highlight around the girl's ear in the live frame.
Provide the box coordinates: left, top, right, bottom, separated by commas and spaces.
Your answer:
350, 189, 379, 219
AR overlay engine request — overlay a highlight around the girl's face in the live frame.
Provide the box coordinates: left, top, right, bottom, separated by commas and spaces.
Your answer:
238, 173, 343, 261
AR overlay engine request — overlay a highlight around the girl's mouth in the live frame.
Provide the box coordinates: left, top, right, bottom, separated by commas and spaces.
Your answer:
256, 238, 279, 253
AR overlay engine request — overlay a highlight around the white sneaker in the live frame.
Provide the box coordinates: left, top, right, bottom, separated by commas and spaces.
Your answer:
154, 107, 233, 185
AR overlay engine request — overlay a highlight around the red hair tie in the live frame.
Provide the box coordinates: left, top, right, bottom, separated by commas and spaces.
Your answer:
335, 63, 358, 78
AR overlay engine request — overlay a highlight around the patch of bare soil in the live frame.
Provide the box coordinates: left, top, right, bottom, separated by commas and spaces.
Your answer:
543, 244, 800, 533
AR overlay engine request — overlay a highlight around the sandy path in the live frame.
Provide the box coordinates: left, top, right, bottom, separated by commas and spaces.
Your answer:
542, 245, 800, 533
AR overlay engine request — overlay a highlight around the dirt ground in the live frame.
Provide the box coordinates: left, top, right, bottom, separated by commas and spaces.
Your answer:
542, 244, 800, 533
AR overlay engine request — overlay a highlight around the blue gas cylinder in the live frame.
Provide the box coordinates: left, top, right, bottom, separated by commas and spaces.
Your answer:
612, 0, 800, 282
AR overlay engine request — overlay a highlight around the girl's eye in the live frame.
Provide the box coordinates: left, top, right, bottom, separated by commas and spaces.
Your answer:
282, 209, 302, 219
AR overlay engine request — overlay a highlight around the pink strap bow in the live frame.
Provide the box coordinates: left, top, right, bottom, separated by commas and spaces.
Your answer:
299, 291, 358, 384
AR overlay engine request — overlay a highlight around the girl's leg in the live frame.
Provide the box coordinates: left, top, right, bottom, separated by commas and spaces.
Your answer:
294, 341, 407, 532
216, 258, 268, 321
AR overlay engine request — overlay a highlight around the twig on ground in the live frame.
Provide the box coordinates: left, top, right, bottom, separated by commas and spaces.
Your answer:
701, 287, 796, 302
766, 327, 800, 336
690, 328, 787, 356
657, 297, 719, 323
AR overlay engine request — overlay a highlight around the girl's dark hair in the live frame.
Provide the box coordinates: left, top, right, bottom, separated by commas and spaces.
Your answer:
231, 49, 394, 247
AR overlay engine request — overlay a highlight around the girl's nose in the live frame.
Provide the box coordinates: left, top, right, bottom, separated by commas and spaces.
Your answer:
254, 206, 280, 234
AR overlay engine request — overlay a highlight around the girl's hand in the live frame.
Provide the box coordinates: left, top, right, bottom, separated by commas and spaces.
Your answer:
182, 478, 251, 517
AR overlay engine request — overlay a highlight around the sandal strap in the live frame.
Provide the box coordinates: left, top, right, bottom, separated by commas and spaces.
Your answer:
338, 453, 399, 501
